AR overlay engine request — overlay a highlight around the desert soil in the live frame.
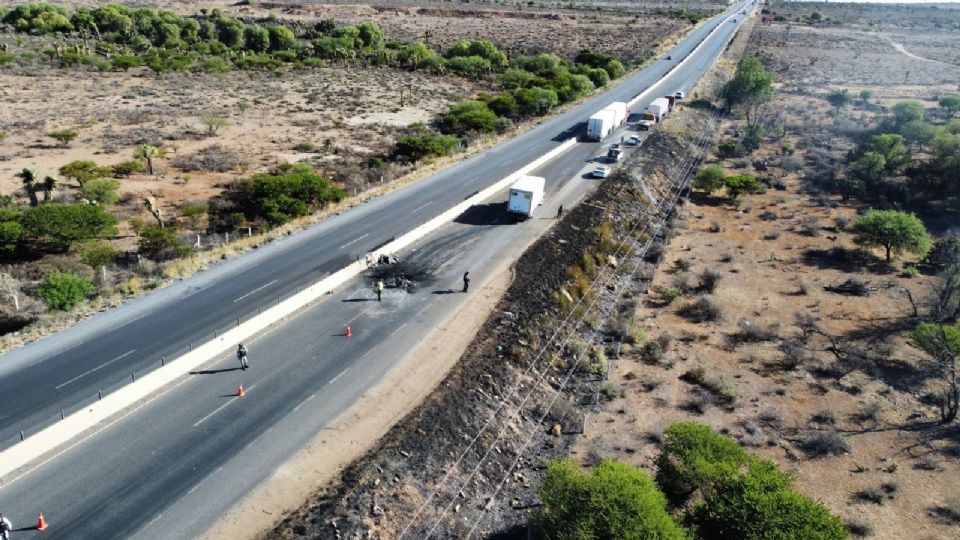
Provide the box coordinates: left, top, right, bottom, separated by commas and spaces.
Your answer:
574, 3, 960, 540
0, 0, 697, 350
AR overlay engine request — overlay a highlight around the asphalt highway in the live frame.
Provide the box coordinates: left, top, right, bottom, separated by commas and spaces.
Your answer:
0, 1, 750, 450
0, 2, 752, 536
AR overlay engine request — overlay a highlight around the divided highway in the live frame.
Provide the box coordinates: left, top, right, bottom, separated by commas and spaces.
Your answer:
0, 2, 753, 537
0, 2, 749, 450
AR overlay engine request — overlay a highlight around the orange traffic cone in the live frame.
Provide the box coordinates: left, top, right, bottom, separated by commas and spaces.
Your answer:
345, 324, 352, 337
37, 512, 48, 531
236, 385, 245, 397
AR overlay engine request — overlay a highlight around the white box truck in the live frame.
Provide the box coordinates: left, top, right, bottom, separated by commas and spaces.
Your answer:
586, 109, 616, 141
647, 97, 670, 121
603, 101, 629, 126
507, 175, 545, 219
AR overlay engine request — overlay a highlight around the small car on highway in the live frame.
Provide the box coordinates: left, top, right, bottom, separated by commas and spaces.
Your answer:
592, 165, 611, 178
626, 135, 641, 146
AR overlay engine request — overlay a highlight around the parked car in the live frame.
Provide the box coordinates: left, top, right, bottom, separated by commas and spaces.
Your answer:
626, 135, 641, 145
637, 119, 654, 131
674, 91, 685, 101
592, 165, 611, 178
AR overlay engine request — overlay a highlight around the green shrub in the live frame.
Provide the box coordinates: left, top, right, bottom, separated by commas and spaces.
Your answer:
81, 178, 120, 205
725, 174, 761, 199
112, 54, 141, 70
694, 164, 726, 194
233, 164, 346, 225
392, 132, 460, 162
911, 322, 960, 358
515, 86, 559, 117
79, 239, 116, 270
655, 422, 753, 503
692, 460, 847, 540
39, 272, 94, 311
657, 286, 682, 304
440, 100, 498, 135
535, 458, 688, 540
111, 160, 145, 177
138, 225, 191, 260
487, 92, 520, 119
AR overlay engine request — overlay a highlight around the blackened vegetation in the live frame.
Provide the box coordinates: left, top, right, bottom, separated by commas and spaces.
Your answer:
268, 126, 689, 538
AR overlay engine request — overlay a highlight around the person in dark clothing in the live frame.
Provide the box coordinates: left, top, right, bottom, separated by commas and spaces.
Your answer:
376, 280, 384, 302
557, 204, 564, 219
462, 271, 470, 293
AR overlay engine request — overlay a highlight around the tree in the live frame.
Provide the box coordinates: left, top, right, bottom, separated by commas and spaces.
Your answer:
825, 89, 852, 119
892, 100, 924, 127
81, 178, 120, 205
852, 150, 886, 186
47, 128, 79, 148
38, 272, 93, 311
200, 113, 228, 136
16, 168, 39, 207
514, 86, 559, 117
871, 133, 910, 172
925, 236, 960, 272
535, 458, 687, 540
859, 89, 874, 104
134, 144, 164, 175
236, 100, 250, 117
42, 176, 56, 203
356, 21, 384, 49
655, 422, 753, 503
20, 203, 117, 251
268, 25, 298, 51
900, 120, 936, 150
59, 160, 110, 186
938, 94, 960, 114
138, 224, 184, 259
693, 164, 726, 194
243, 25, 270, 53
692, 461, 848, 540
849, 209, 931, 262
441, 100, 498, 135
724, 174, 761, 200
79, 239, 116, 271
723, 57, 774, 127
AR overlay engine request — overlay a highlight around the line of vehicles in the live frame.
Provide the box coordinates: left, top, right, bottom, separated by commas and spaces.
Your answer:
506, 89, 686, 219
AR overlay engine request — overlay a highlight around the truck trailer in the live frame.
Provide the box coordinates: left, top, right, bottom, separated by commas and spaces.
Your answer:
603, 101, 629, 126
586, 109, 616, 141
507, 175, 545, 219
647, 97, 670, 121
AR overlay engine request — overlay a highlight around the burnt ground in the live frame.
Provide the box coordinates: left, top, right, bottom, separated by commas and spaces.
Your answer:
265, 123, 701, 539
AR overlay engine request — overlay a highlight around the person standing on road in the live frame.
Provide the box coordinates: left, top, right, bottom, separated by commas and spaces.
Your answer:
376, 280, 385, 302
556, 204, 564, 219
0, 513, 11, 540
462, 271, 470, 293
237, 343, 249, 370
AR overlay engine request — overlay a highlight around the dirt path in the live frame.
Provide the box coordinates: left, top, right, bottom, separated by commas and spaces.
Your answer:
884, 38, 958, 67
